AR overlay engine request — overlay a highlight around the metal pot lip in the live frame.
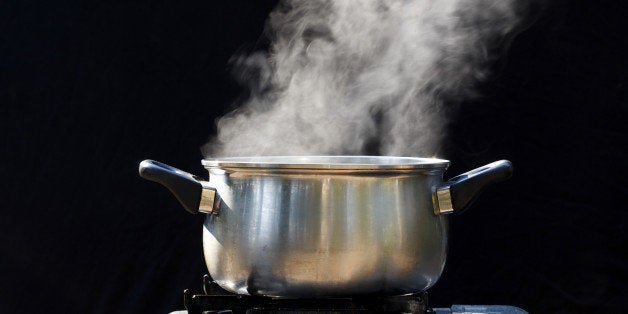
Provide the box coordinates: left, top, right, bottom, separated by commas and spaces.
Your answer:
201, 155, 449, 170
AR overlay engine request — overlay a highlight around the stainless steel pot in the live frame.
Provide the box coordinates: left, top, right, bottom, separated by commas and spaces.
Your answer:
139, 156, 512, 297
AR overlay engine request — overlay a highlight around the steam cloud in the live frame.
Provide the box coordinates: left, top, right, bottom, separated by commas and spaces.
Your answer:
204, 0, 525, 157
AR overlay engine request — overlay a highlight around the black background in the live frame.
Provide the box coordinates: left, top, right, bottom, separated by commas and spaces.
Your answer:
2, 1, 626, 313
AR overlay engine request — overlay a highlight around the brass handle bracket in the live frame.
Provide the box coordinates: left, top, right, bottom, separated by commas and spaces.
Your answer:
433, 185, 454, 215
199, 182, 218, 215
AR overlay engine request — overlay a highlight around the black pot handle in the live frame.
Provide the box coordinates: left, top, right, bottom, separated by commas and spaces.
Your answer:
433, 160, 513, 215
139, 160, 217, 214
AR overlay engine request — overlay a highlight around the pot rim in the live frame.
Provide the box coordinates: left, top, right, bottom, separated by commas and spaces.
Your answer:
201, 155, 449, 170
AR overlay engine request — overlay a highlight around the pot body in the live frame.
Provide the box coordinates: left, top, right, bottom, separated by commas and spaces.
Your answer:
139, 157, 512, 298
202, 166, 448, 297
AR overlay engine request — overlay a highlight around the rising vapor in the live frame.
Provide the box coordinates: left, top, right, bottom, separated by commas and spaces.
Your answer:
204, 0, 526, 157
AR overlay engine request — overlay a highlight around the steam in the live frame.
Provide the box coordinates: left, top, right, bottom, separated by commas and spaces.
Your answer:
204, 0, 525, 157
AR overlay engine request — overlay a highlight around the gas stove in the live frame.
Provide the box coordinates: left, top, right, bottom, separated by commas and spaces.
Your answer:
170, 275, 526, 314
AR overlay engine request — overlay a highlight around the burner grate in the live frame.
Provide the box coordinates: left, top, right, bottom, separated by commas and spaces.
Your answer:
182, 275, 428, 314
175, 275, 527, 314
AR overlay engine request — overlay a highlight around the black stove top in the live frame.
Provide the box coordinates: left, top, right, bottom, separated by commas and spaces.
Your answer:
171, 275, 526, 314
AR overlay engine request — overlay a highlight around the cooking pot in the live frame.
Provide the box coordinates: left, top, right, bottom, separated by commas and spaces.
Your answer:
139, 156, 512, 297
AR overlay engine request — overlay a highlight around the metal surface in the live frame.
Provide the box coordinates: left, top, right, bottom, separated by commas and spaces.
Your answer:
183, 288, 428, 313
201, 155, 449, 171
198, 183, 216, 214
139, 156, 513, 298
172, 275, 528, 314
182, 275, 429, 313
200, 157, 449, 297
432, 305, 528, 314
433, 185, 454, 215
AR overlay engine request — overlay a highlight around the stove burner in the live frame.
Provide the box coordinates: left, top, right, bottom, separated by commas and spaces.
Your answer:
175, 275, 527, 314
182, 275, 426, 313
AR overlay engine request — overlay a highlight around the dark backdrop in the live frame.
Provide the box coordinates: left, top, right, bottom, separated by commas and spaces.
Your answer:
2, 1, 626, 313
